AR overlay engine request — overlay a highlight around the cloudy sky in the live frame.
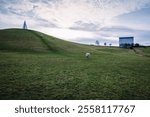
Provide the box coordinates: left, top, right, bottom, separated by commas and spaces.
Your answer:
0, 0, 150, 46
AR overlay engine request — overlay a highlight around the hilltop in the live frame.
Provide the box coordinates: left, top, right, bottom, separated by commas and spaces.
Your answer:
0, 29, 91, 53
0, 29, 150, 99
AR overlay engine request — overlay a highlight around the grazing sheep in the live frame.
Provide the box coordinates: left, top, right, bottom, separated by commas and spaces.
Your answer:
85, 53, 91, 58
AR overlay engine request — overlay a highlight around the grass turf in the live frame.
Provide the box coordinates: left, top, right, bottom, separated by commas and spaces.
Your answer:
0, 29, 150, 99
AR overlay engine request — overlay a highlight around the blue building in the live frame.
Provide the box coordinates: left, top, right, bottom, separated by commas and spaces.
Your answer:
119, 37, 134, 48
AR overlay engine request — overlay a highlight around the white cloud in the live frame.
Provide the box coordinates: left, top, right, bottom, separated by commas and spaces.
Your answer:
39, 27, 96, 40
0, 0, 150, 45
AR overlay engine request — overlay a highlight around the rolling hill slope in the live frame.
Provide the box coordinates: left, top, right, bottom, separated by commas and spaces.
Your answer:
0, 29, 150, 100
0, 29, 91, 53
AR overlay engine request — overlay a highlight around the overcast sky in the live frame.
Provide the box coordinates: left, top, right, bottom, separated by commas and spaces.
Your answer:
0, 0, 150, 46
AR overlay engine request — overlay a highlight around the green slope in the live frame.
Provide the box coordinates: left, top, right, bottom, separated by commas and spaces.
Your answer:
0, 29, 150, 100
0, 28, 92, 54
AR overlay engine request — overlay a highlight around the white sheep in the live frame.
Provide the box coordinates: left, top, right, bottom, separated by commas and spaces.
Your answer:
85, 53, 91, 58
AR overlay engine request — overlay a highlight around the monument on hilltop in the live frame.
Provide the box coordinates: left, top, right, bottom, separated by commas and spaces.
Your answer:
23, 21, 27, 29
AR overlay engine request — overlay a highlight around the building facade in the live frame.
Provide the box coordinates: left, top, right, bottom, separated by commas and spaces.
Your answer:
119, 37, 134, 48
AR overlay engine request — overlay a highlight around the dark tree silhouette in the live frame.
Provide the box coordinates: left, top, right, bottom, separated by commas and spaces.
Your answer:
95, 40, 100, 46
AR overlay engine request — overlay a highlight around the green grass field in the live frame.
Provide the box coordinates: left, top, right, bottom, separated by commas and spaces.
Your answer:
0, 29, 150, 99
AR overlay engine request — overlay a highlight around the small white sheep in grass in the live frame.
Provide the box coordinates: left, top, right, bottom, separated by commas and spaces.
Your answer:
85, 53, 91, 58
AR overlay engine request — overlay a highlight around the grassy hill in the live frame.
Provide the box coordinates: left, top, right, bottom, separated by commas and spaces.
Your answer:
0, 29, 91, 53
0, 29, 150, 99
